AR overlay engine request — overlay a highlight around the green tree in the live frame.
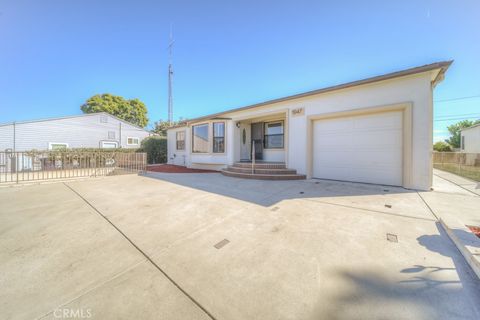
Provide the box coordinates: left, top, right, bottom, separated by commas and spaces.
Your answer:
433, 141, 452, 152
81, 94, 149, 127
153, 118, 186, 136
445, 119, 480, 148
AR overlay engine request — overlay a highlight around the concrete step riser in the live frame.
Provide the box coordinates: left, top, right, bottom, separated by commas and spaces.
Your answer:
232, 163, 286, 169
221, 170, 306, 181
226, 167, 297, 175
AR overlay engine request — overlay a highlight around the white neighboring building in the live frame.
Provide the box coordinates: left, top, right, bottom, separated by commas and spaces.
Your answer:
167, 61, 452, 190
0, 112, 152, 151
461, 124, 480, 153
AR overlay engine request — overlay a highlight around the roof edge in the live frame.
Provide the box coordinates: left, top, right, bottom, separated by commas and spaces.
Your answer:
461, 123, 480, 131
0, 112, 151, 132
172, 60, 453, 127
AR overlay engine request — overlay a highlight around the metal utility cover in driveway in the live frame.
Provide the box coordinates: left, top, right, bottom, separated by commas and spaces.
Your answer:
214, 239, 230, 249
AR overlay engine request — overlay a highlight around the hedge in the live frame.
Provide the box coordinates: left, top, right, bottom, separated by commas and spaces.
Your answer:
137, 136, 167, 164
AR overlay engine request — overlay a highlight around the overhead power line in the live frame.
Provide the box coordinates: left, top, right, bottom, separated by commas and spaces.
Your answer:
435, 112, 480, 119
434, 116, 480, 122
434, 94, 480, 103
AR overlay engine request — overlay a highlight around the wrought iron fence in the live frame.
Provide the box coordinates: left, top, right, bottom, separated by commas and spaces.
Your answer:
433, 152, 480, 182
0, 151, 146, 184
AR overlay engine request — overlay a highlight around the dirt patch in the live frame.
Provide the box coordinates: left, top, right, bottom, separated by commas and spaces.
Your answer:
467, 225, 480, 238
146, 164, 216, 173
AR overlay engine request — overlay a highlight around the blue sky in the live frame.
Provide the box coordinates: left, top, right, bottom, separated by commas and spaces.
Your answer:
0, 0, 479, 141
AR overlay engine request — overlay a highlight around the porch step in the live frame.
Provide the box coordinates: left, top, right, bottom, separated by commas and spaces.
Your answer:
226, 166, 297, 175
221, 170, 306, 180
221, 161, 306, 180
231, 162, 286, 169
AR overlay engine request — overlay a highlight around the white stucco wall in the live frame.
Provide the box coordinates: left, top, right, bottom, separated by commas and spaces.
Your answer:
461, 126, 480, 153
167, 127, 188, 166
263, 149, 285, 162
167, 71, 439, 190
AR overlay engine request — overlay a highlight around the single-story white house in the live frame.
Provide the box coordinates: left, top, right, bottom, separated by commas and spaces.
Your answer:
460, 124, 480, 153
167, 61, 452, 190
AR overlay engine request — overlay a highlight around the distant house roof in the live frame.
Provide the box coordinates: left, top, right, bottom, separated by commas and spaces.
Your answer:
168, 60, 452, 129
0, 112, 151, 132
461, 123, 480, 132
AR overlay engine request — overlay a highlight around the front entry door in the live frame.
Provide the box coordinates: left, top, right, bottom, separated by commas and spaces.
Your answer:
240, 124, 251, 160
251, 122, 263, 160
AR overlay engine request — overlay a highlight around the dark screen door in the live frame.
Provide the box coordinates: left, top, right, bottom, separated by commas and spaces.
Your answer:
251, 122, 263, 160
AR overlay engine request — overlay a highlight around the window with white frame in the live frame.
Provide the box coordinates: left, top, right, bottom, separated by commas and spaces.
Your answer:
192, 123, 209, 153
127, 137, 139, 145
101, 141, 118, 149
213, 122, 225, 153
264, 121, 284, 149
49, 142, 69, 150
176, 131, 185, 150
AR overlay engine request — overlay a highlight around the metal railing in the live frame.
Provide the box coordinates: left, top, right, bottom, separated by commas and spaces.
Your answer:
433, 152, 480, 182
0, 151, 147, 184
251, 142, 255, 174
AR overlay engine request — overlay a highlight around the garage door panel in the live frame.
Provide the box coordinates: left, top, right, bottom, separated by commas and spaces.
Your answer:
313, 111, 403, 186
353, 113, 402, 130
315, 150, 402, 168
316, 130, 402, 148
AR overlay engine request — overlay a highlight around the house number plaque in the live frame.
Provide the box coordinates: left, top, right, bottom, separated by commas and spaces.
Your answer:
291, 107, 304, 116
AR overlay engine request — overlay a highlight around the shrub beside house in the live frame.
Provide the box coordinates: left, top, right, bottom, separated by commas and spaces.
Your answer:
138, 136, 167, 164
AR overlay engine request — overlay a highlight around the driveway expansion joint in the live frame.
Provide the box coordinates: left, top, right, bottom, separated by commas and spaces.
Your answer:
62, 182, 217, 320
434, 173, 480, 197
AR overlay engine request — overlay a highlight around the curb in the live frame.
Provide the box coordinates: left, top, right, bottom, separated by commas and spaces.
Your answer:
440, 217, 480, 279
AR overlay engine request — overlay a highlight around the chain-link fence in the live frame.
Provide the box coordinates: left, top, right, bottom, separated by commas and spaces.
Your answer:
433, 152, 480, 182
0, 151, 146, 184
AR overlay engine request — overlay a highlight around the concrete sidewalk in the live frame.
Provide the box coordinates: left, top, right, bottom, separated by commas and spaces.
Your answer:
433, 168, 480, 196
421, 169, 480, 226
1, 173, 480, 319
420, 169, 480, 280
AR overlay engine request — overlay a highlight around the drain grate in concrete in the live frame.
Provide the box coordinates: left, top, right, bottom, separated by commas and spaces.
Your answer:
386, 233, 398, 242
385, 204, 392, 208
214, 239, 230, 249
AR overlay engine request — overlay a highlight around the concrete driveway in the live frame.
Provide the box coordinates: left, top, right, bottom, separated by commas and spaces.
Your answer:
1, 171, 479, 320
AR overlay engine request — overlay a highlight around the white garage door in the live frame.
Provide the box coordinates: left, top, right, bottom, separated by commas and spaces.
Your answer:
313, 111, 403, 186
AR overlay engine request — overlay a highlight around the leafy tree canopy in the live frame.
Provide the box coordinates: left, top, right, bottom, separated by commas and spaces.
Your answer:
445, 119, 480, 148
433, 141, 452, 152
81, 94, 149, 128
153, 118, 187, 136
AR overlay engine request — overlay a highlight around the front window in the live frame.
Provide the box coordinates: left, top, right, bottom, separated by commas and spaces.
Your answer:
127, 137, 139, 145
176, 131, 185, 150
264, 121, 284, 149
192, 124, 209, 153
213, 122, 225, 153
461, 136, 465, 150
